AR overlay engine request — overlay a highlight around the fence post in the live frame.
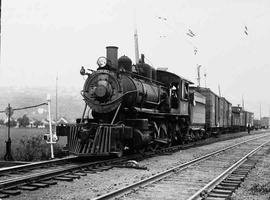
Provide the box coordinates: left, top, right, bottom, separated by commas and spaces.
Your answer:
47, 94, 54, 159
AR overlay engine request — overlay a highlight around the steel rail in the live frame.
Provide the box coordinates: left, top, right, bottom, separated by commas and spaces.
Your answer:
0, 155, 139, 190
187, 138, 270, 200
93, 133, 270, 200
2, 130, 266, 175
0, 155, 78, 174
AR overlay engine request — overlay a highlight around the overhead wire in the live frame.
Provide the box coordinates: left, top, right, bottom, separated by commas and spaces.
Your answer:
0, 102, 48, 114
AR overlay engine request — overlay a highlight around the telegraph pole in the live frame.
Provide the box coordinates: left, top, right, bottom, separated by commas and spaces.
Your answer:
197, 64, 201, 87
134, 25, 139, 64
218, 84, 221, 97
204, 71, 207, 88
55, 74, 58, 123
0, 0, 2, 57
4, 104, 14, 161
47, 95, 55, 159
260, 103, 262, 120
242, 95, 244, 110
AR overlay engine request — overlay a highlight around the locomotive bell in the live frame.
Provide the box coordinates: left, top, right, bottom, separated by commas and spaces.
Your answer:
106, 46, 118, 70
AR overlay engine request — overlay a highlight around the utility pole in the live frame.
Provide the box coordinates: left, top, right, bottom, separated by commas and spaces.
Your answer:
4, 104, 14, 161
197, 64, 201, 87
47, 95, 55, 159
55, 73, 58, 124
218, 84, 221, 97
242, 95, 244, 110
134, 26, 139, 64
0, 0, 2, 57
260, 103, 262, 120
133, 9, 139, 64
204, 71, 207, 88
269, 105, 270, 119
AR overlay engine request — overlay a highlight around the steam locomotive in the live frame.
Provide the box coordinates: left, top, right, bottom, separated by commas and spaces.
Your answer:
56, 46, 253, 157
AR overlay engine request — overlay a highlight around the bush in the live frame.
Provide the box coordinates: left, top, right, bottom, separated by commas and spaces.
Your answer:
14, 135, 66, 161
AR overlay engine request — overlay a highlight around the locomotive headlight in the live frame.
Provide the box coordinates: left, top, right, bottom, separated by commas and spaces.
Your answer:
97, 57, 107, 68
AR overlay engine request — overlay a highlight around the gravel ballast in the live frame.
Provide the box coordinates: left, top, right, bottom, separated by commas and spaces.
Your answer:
232, 145, 270, 200
6, 131, 270, 200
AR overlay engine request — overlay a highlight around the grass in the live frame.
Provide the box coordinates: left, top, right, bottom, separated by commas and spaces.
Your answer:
249, 183, 270, 195
0, 127, 67, 161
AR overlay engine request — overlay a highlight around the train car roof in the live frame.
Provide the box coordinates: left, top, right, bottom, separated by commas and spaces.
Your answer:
221, 96, 232, 105
156, 69, 193, 85
189, 86, 218, 96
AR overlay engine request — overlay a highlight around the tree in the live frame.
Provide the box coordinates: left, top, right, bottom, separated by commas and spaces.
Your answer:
17, 114, 30, 127
5, 118, 17, 127
33, 120, 42, 128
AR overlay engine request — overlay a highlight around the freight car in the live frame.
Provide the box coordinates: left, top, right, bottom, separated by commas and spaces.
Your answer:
260, 117, 270, 129
253, 119, 261, 130
189, 87, 219, 133
56, 46, 254, 157
189, 87, 232, 134
231, 106, 254, 131
231, 106, 244, 132
252, 117, 269, 130
244, 111, 254, 129
222, 97, 232, 131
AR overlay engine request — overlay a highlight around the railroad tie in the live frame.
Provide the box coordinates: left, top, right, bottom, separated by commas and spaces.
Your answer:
18, 185, 38, 191
73, 172, 87, 176
0, 193, 9, 198
28, 182, 50, 188
39, 180, 57, 185
207, 192, 231, 199
62, 174, 81, 179
54, 176, 74, 182
0, 189, 21, 196
83, 167, 97, 173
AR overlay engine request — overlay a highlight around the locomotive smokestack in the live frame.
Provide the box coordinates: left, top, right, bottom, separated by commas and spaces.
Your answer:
140, 54, 145, 63
106, 46, 118, 70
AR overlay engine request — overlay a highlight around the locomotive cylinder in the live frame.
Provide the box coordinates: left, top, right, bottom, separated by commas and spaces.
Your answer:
106, 46, 118, 70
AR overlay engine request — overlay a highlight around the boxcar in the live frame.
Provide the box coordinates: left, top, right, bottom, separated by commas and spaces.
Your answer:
244, 111, 254, 129
240, 109, 246, 129
231, 106, 242, 131
222, 97, 232, 130
219, 97, 225, 128
261, 117, 270, 129
189, 90, 206, 128
253, 119, 261, 130
190, 87, 220, 132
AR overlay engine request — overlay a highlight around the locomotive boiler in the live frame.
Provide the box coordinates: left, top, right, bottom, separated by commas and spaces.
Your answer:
82, 46, 167, 119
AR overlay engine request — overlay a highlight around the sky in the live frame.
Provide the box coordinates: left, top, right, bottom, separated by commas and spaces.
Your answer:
0, 0, 270, 118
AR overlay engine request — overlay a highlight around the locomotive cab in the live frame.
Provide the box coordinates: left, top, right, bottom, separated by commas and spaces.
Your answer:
156, 69, 192, 115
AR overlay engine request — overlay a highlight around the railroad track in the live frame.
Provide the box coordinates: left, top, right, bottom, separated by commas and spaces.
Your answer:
0, 153, 145, 199
93, 133, 270, 200
0, 155, 78, 175
0, 147, 174, 198
188, 140, 269, 200
0, 130, 268, 199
